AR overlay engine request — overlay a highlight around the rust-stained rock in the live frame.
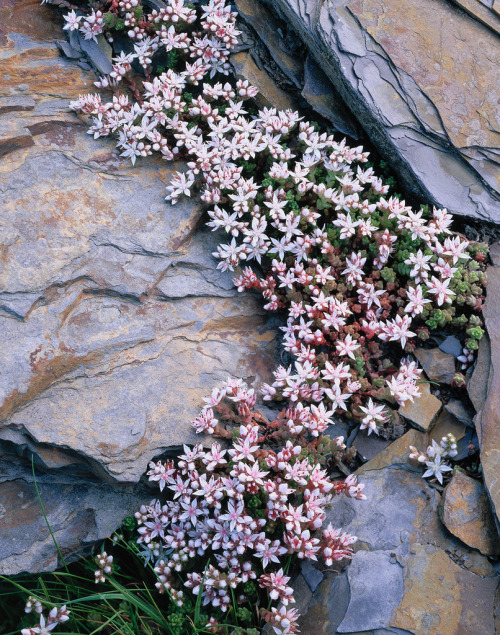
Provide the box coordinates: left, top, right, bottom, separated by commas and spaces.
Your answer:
399, 383, 442, 432
0, 0, 277, 574
441, 469, 500, 558
297, 430, 499, 634
413, 347, 456, 385
266, 0, 500, 221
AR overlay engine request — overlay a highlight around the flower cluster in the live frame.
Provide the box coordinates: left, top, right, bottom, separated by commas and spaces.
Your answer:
63, 0, 487, 438
67, 0, 240, 164
94, 551, 115, 583
134, 378, 362, 634
21, 605, 70, 635
409, 434, 458, 484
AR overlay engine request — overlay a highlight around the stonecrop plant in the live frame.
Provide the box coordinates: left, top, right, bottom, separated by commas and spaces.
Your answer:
23, 0, 488, 631
134, 377, 363, 634
64, 0, 487, 438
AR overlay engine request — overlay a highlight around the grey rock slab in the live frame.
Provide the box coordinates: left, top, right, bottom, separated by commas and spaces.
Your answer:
76, 31, 113, 75
353, 433, 391, 461
489, 242, 500, 267
337, 551, 404, 633
438, 335, 463, 358
235, 0, 304, 88
300, 559, 324, 592
472, 260, 500, 524
268, 0, 500, 221
55, 39, 83, 60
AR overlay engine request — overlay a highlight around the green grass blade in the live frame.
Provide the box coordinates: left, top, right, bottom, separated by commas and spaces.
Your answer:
31, 455, 69, 574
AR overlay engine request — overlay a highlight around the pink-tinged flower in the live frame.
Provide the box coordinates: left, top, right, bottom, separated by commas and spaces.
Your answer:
63, 10, 82, 31
179, 498, 205, 527
259, 568, 294, 605
405, 285, 431, 316
404, 249, 432, 280
202, 442, 227, 471
335, 334, 360, 359
263, 605, 300, 635
342, 251, 367, 284
324, 384, 352, 411
357, 282, 385, 309
379, 315, 416, 349
320, 524, 357, 565
386, 373, 421, 406
443, 236, 470, 263
359, 398, 387, 436
427, 276, 455, 305
254, 537, 287, 568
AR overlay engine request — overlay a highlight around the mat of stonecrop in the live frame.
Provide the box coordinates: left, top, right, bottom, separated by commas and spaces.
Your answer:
7, 0, 489, 633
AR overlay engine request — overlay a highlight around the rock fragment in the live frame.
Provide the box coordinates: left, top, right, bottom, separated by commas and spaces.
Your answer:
441, 469, 500, 558
414, 347, 456, 384
399, 383, 442, 432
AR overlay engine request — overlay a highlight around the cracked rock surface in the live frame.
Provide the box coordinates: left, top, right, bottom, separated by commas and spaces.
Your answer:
0, 0, 276, 573
294, 431, 499, 634
257, 0, 500, 221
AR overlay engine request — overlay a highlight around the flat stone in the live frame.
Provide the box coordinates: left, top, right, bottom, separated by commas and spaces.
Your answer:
399, 383, 442, 432
413, 348, 456, 384
429, 410, 467, 444
300, 559, 324, 592
297, 430, 499, 634
0, 95, 36, 115
269, 0, 500, 221
55, 39, 82, 60
230, 51, 298, 111
444, 398, 476, 428
438, 335, 463, 358
441, 469, 500, 558
302, 55, 359, 138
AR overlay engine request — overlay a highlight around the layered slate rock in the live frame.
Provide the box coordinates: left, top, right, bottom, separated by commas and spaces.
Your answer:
296, 431, 499, 634
0, 0, 276, 572
260, 0, 500, 221
472, 254, 500, 524
0, 456, 148, 576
